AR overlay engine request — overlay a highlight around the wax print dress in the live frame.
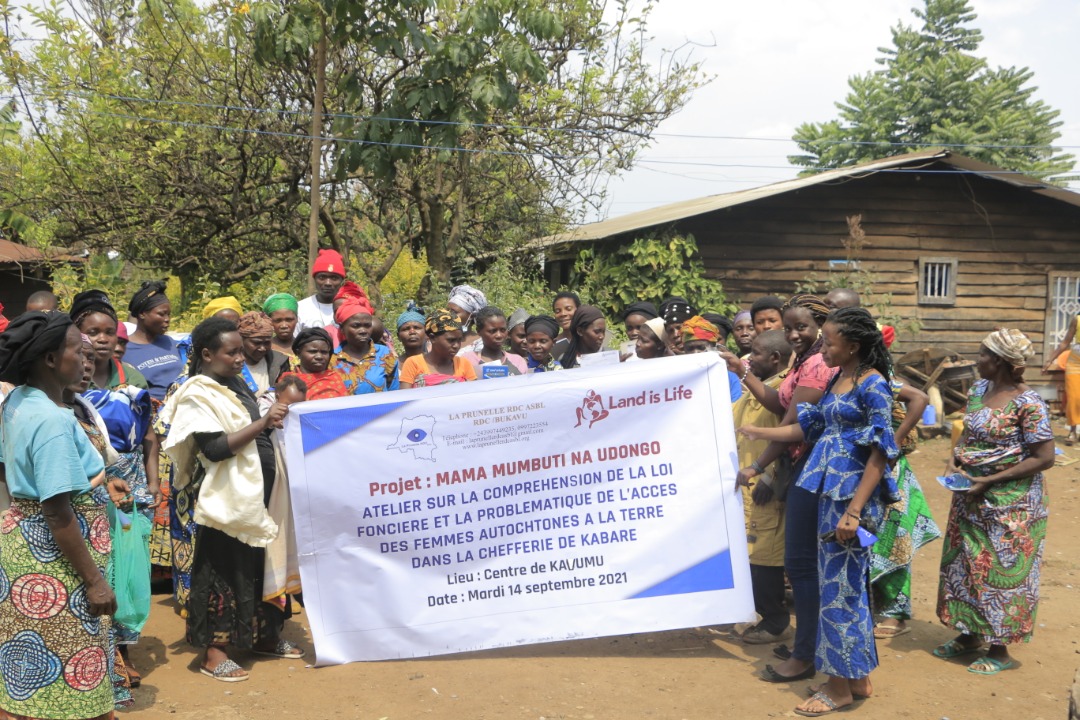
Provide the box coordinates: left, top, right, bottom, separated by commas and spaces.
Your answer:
333, 344, 399, 395
0, 388, 114, 720
796, 373, 899, 679
869, 381, 941, 620
937, 379, 1053, 645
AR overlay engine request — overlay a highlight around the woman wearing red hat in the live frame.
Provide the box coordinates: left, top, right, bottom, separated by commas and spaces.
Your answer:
296, 249, 346, 333
333, 293, 399, 394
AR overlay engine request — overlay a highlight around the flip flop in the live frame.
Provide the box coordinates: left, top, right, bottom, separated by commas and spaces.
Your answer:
794, 691, 856, 717
199, 658, 249, 683
932, 638, 983, 659
760, 663, 815, 683
967, 657, 1014, 675
807, 684, 870, 700
253, 639, 305, 659
873, 623, 911, 639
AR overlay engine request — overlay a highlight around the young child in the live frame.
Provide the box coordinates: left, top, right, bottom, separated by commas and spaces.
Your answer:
281, 328, 347, 400
523, 315, 562, 373
731, 330, 793, 645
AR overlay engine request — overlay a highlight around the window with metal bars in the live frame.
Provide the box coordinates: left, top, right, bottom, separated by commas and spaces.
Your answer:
918, 257, 957, 305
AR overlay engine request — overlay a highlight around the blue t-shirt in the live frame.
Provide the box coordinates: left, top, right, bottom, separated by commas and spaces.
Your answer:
123, 334, 184, 402
728, 370, 743, 403
0, 386, 104, 501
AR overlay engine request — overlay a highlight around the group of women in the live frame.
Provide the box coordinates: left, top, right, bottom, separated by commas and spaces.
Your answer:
0, 259, 1058, 719
729, 295, 1055, 716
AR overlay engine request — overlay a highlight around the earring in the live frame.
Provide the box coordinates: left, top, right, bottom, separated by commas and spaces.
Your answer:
817, 328, 822, 339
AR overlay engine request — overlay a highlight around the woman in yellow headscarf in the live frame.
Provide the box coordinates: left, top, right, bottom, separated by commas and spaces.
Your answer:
1043, 315, 1080, 445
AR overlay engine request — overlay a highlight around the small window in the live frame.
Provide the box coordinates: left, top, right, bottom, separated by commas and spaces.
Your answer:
918, 257, 957, 305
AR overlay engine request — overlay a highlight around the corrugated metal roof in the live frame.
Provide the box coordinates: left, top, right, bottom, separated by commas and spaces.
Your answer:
0, 239, 45, 263
528, 150, 1080, 250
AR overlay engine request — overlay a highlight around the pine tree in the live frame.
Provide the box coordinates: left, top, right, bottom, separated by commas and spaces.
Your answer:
789, 0, 1075, 182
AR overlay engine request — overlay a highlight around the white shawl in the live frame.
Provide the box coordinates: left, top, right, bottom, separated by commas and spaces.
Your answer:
263, 430, 301, 603
159, 375, 278, 547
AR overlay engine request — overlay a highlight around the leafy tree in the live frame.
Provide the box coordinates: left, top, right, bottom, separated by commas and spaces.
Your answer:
790, 0, 1075, 182
572, 234, 737, 322
252, 0, 706, 299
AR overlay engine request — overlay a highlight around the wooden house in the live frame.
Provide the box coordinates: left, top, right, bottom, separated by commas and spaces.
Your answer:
0, 239, 80, 315
529, 150, 1080, 394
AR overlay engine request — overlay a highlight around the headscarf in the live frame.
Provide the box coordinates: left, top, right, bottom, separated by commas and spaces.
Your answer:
681, 315, 720, 344
312, 249, 346, 277
70, 289, 117, 325
643, 317, 668, 345
0, 303, 8, 334
237, 311, 274, 338
622, 301, 659, 322
396, 301, 426, 329
202, 296, 243, 320
983, 328, 1035, 368
508, 308, 530, 331
733, 310, 752, 326
425, 308, 462, 336
334, 281, 369, 304
524, 315, 560, 339
116, 322, 129, 341
701, 312, 733, 340
263, 293, 299, 315
80, 333, 92, 346
562, 305, 605, 369
292, 327, 333, 355
0, 311, 74, 385
128, 280, 170, 317
782, 293, 831, 326
334, 297, 375, 325
447, 285, 487, 315
659, 296, 695, 324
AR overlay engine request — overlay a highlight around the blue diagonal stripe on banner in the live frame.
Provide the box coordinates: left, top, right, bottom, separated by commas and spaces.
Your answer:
629, 550, 734, 599
300, 401, 409, 454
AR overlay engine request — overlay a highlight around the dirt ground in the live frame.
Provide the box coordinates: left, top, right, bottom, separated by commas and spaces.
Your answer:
123, 431, 1080, 720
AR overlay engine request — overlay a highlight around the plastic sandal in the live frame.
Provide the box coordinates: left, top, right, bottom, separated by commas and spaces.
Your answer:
199, 658, 249, 683
794, 691, 856, 717
932, 638, 982, 659
967, 657, 1014, 675
253, 639, 305, 659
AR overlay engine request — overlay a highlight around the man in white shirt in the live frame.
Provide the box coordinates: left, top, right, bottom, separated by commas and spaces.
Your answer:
296, 249, 346, 333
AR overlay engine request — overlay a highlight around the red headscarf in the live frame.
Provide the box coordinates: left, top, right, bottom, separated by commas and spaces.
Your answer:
335, 298, 374, 325
0, 302, 8, 334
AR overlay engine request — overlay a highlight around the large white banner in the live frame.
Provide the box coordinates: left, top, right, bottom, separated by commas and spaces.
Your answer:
283, 353, 752, 665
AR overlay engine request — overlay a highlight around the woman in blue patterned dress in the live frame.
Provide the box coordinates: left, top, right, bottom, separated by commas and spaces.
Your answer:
740, 307, 899, 716
934, 329, 1054, 675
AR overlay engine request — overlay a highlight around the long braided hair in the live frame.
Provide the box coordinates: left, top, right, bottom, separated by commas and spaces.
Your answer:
825, 307, 892, 381
782, 293, 831, 372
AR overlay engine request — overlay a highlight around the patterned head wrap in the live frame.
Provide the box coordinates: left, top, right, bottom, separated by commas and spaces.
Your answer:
524, 315, 560, 339
0, 311, 74, 385
80, 333, 92, 346
263, 293, 299, 315
447, 285, 487, 315
70, 289, 117, 325
782, 293, 830, 326
202, 296, 243, 319
681, 315, 720, 344
508, 308, 530, 331
396, 301, 426, 329
128, 280, 170, 317
622, 301, 659, 322
983, 328, 1035, 368
335, 297, 375, 325
733, 310, 751, 326
425, 308, 462, 336
659, 296, 696, 324
237, 311, 274, 338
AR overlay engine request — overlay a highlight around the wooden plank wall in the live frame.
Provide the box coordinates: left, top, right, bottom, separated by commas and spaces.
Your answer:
659, 169, 1080, 376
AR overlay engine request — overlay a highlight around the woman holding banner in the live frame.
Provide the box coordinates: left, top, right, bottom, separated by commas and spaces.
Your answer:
159, 317, 302, 683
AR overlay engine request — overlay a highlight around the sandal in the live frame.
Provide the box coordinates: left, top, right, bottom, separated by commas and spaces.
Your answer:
967, 656, 1013, 675
760, 663, 815, 683
794, 691, 855, 717
125, 665, 142, 688
200, 658, 249, 683
807, 684, 870, 700
932, 638, 983, 659
253, 638, 305, 659
873, 623, 911, 639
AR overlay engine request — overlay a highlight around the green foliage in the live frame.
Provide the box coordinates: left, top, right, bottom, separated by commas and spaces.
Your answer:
571, 235, 737, 321
790, 0, 1076, 182
472, 256, 554, 317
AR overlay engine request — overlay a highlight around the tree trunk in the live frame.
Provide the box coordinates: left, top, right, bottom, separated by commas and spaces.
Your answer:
306, 22, 327, 295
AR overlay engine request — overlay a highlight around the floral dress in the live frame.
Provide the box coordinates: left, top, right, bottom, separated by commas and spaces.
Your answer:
796, 372, 899, 679
937, 379, 1053, 644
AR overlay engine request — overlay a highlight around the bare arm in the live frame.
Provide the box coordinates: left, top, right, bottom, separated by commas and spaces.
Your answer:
720, 351, 783, 416
740, 423, 805, 444
734, 386, 824, 487
42, 493, 116, 616
143, 429, 160, 502
1043, 316, 1076, 371
836, 445, 888, 541
895, 383, 929, 441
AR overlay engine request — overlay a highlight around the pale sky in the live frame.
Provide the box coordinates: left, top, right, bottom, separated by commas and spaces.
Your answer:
599, 0, 1080, 220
